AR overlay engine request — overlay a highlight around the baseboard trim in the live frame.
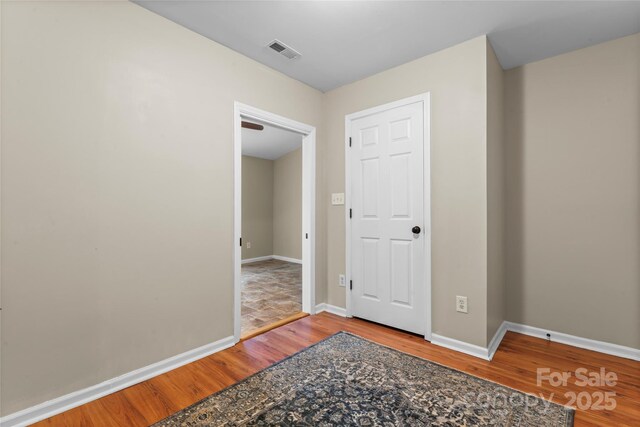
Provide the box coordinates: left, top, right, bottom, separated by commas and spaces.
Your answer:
487, 321, 509, 361
505, 322, 640, 362
430, 334, 492, 361
432, 320, 640, 363
315, 303, 347, 317
242, 255, 303, 265
241, 255, 273, 264
431, 321, 509, 361
272, 255, 303, 264
0, 335, 235, 427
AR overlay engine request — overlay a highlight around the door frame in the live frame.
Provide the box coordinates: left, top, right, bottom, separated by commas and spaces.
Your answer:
233, 102, 316, 342
344, 93, 432, 341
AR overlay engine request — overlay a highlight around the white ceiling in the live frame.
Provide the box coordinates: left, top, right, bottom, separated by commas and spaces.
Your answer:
241, 120, 302, 160
135, 1, 640, 92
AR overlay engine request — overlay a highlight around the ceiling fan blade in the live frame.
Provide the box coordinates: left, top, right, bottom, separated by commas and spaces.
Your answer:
241, 121, 264, 131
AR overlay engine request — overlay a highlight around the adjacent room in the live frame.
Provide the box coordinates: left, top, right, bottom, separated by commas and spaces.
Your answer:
240, 119, 305, 337
1, 1, 639, 427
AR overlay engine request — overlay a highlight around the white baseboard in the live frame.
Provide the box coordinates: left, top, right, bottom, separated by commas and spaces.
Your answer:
431, 321, 509, 361
241, 255, 273, 264
272, 255, 302, 264
487, 321, 509, 361
242, 255, 303, 265
432, 320, 640, 362
505, 322, 640, 362
0, 335, 235, 427
431, 334, 493, 361
315, 303, 347, 317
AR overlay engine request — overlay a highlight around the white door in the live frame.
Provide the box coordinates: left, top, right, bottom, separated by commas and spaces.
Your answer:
349, 99, 428, 335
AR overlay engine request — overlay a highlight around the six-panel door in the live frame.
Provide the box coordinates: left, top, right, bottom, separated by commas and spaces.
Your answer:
350, 101, 426, 335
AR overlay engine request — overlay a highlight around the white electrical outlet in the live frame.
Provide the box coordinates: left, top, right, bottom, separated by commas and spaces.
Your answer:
246, 241, 251, 249
456, 296, 468, 313
331, 193, 345, 205
339, 274, 346, 287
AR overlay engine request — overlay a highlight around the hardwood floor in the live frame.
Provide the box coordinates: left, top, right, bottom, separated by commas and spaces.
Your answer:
35, 313, 639, 426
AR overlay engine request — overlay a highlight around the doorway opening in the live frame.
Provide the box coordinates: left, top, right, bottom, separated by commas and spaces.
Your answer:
233, 103, 316, 342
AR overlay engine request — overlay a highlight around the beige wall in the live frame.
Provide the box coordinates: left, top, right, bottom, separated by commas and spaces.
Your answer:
486, 40, 506, 342
0, 1, 324, 415
323, 36, 491, 347
504, 33, 640, 348
241, 148, 302, 261
274, 148, 303, 260
3, 0, 638, 416
242, 156, 274, 260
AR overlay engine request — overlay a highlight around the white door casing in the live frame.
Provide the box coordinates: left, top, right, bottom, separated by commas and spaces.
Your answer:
346, 94, 431, 337
233, 102, 316, 343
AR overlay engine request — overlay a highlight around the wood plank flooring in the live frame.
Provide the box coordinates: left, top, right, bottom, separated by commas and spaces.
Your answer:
34, 313, 640, 426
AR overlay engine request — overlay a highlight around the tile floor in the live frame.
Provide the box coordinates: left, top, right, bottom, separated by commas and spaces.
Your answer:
241, 259, 302, 334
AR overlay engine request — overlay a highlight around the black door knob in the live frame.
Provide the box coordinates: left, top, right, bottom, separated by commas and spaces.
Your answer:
412, 226, 421, 234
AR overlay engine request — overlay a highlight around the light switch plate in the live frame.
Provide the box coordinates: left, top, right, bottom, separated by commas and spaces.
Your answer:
331, 193, 345, 205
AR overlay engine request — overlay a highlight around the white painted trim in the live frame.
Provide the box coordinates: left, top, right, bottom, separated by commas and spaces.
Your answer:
241, 255, 303, 265
301, 127, 317, 315
233, 102, 317, 342
432, 320, 640, 362
430, 321, 508, 361
505, 322, 640, 362
233, 103, 243, 342
487, 321, 509, 361
272, 255, 303, 264
315, 303, 347, 317
241, 255, 274, 264
344, 111, 352, 318
422, 93, 432, 341
344, 93, 432, 340
431, 334, 492, 360
0, 336, 235, 427
235, 103, 315, 135
345, 94, 432, 122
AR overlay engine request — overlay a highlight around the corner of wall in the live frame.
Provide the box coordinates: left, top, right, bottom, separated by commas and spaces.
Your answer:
486, 36, 507, 345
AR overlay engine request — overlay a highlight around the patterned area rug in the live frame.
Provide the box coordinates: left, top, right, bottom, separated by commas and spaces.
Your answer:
153, 332, 574, 426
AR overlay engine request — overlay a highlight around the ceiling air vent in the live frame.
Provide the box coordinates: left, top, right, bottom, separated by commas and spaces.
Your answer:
268, 39, 301, 60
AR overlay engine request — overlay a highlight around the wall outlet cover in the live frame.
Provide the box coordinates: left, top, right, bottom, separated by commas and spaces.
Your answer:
339, 274, 346, 287
456, 295, 468, 313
